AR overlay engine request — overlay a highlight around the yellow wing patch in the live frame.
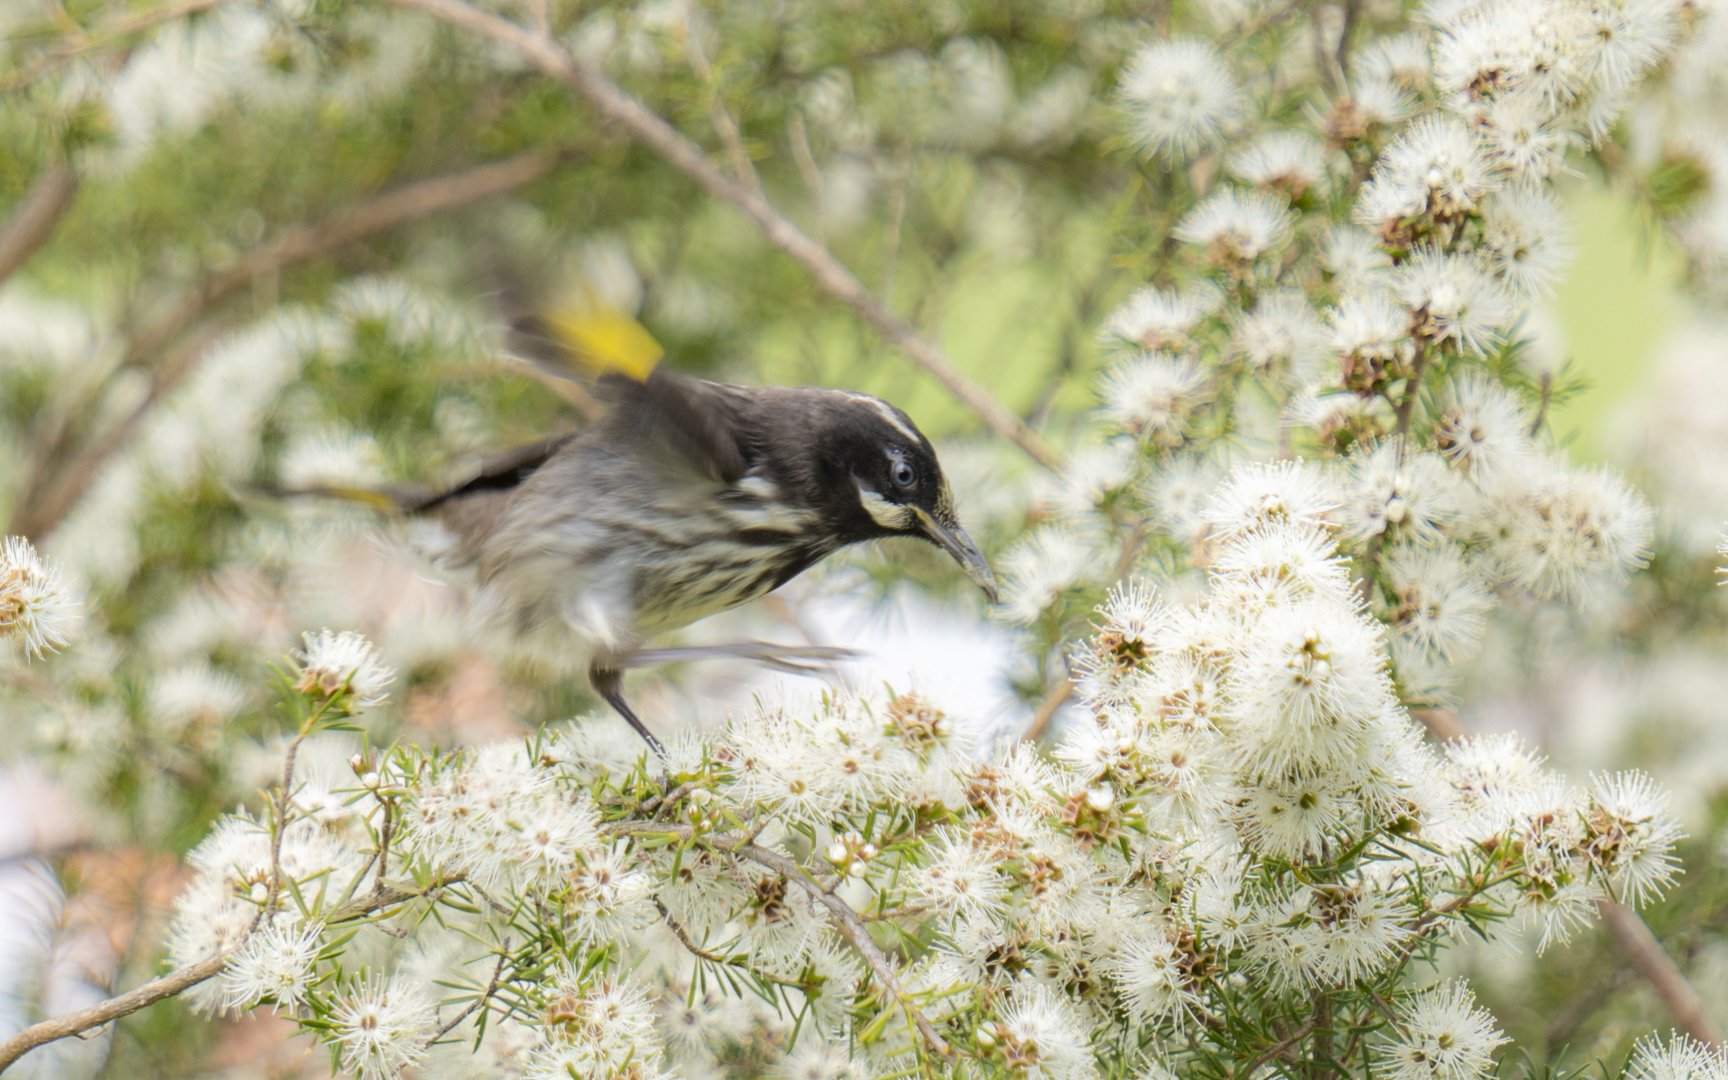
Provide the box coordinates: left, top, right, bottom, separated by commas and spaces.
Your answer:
543, 292, 663, 383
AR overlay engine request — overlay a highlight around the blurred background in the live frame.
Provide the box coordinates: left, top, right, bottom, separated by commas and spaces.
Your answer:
5, 0, 1728, 1076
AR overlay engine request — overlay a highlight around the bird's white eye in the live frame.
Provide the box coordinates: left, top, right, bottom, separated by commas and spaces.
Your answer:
890, 458, 917, 490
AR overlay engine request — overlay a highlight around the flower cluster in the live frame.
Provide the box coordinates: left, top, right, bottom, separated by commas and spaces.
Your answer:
153, 508, 1683, 1079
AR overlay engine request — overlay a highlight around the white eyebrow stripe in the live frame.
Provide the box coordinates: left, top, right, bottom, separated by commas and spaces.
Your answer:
842, 392, 921, 444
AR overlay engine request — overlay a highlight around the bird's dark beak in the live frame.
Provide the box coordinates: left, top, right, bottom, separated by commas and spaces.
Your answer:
913, 507, 999, 604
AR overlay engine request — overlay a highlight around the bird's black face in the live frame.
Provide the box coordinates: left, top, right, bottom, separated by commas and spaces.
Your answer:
829, 395, 999, 603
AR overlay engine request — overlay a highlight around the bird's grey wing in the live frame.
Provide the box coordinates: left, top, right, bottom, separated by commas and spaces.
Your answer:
596, 369, 754, 485
403, 434, 577, 513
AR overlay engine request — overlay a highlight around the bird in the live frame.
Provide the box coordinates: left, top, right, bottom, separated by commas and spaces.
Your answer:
331, 287, 1000, 757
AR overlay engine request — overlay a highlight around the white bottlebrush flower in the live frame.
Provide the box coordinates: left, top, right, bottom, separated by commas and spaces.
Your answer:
1335, 440, 1462, 546
991, 982, 1098, 1080
1624, 1033, 1728, 1080
1233, 772, 1355, 861
279, 429, 386, 490
330, 974, 437, 1080
1324, 225, 1394, 297
1393, 246, 1515, 355
1174, 187, 1295, 266
1360, 31, 1433, 89
1354, 114, 1502, 224
567, 843, 656, 944
1232, 599, 1393, 774
1229, 131, 1331, 197
1477, 93, 1573, 185
538, 976, 661, 1070
780, 1039, 870, 1080
1328, 291, 1415, 373
1209, 522, 1352, 607
1098, 352, 1209, 443
997, 526, 1100, 624
1382, 982, 1506, 1080
1478, 187, 1574, 298
293, 629, 395, 713
221, 919, 322, 1012
1202, 460, 1337, 535
0, 536, 79, 657
1106, 925, 1199, 1024
150, 662, 249, 738
1431, 375, 1533, 479
1232, 291, 1329, 382
1487, 461, 1653, 599
1145, 457, 1222, 540
910, 831, 1008, 919
1100, 284, 1220, 353
1118, 38, 1243, 160
1586, 770, 1685, 907
1382, 543, 1494, 662
1313, 879, 1413, 983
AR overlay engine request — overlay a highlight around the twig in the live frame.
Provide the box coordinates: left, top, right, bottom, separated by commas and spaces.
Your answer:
787, 112, 826, 248
679, 22, 761, 198
881, 139, 912, 304
1596, 898, 1725, 1047
0, 875, 458, 1072
653, 899, 811, 989
1236, 1020, 1316, 1079
1408, 705, 1468, 742
9, 147, 560, 540
1021, 676, 1075, 744
429, 943, 511, 1044
1393, 344, 1429, 436
606, 821, 953, 1058
382, 0, 1063, 471
0, 161, 79, 288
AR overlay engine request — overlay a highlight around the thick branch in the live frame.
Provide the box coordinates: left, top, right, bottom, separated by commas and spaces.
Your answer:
1596, 898, 1725, 1047
382, 0, 1064, 471
10, 147, 559, 541
0, 875, 455, 1073
0, 162, 79, 288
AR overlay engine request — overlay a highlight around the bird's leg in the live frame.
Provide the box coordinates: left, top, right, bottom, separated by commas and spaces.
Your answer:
621, 641, 861, 675
588, 663, 668, 763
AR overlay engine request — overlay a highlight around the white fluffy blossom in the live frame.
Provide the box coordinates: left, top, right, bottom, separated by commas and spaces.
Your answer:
1382, 982, 1506, 1080
1098, 352, 1209, 443
1119, 39, 1243, 160
330, 974, 437, 1080
293, 628, 395, 713
0, 536, 79, 657
1174, 187, 1296, 266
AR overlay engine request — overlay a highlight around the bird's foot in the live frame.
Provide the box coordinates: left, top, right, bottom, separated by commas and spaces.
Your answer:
622, 641, 860, 675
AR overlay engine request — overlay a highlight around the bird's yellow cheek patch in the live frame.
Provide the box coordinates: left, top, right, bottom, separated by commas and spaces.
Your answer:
857, 485, 915, 530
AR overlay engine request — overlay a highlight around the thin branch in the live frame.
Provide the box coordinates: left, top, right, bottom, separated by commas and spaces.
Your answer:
606, 821, 953, 1059
653, 899, 811, 989
787, 112, 826, 248
880, 139, 911, 303
679, 26, 761, 198
1393, 345, 1429, 437
0, 0, 228, 93
382, 0, 1063, 471
0, 162, 79, 288
9, 147, 560, 541
1236, 1020, 1316, 1080
429, 943, 511, 1044
1021, 676, 1075, 744
1596, 897, 1726, 1047
0, 875, 458, 1072
1408, 705, 1468, 742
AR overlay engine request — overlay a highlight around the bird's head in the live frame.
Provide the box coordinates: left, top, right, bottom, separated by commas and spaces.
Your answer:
808, 392, 999, 604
